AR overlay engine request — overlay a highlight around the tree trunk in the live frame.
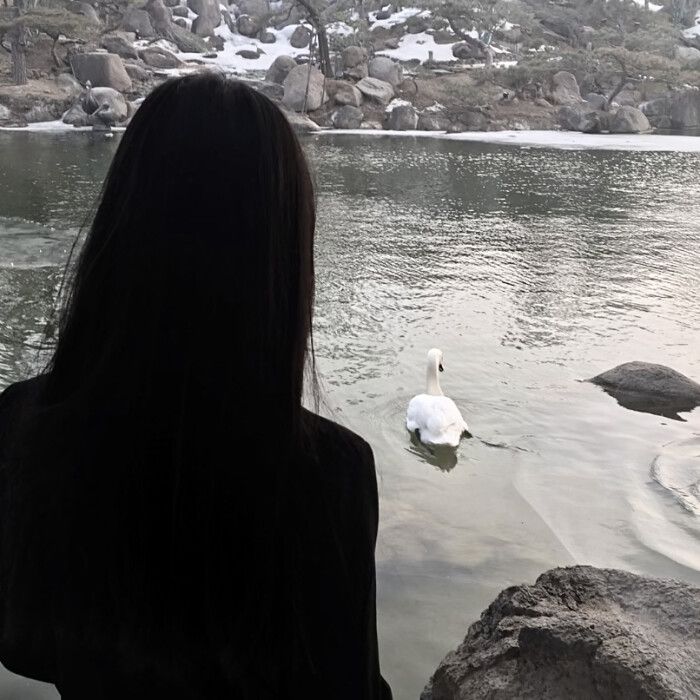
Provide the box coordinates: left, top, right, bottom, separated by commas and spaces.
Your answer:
295, 0, 332, 77
51, 36, 61, 67
10, 23, 28, 86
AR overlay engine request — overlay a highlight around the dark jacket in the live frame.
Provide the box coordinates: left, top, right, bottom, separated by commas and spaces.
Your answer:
0, 376, 392, 699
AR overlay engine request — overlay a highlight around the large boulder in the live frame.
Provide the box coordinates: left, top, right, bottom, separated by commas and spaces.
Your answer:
451, 41, 482, 60
70, 53, 132, 92
356, 76, 394, 105
100, 33, 139, 60
589, 361, 700, 419
238, 0, 268, 19
329, 80, 362, 107
671, 89, 700, 129
676, 45, 700, 64
138, 46, 183, 69
237, 14, 262, 37
290, 25, 311, 48
342, 45, 369, 79
124, 62, 151, 82
422, 566, 700, 700
189, 0, 221, 36
557, 105, 601, 133
640, 94, 672, 128
120, 7, 155, 38
549, 71, 582, 106
332, 105, 363, 129
609, 105, 650, 134
283, 109, 320, 134
66, 1, 100, 24
368, 56, 402, 87
282, 64, 328, 112
584, 92, 607, 110
386, 102, 417, 130
265, 55, 297, 85
418, 113, 448, 131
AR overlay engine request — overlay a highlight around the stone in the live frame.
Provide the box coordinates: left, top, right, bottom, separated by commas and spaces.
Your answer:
282, 64, 328, 112
584, 92, 607, 110
433, 30, 456, 45
260, 30, 276, 43
265, 55, 296, 84
549, 71, 582, 106
55, 73, 84, 96
238, 0, 268, 19
170, 24, 209, 53
100, 33, 139, 60
222, 8, 236, 32
614, 84, 642, 107
671, 89, 700, 129
589, 361, 700, 419
66, 1, 100, 24
237, 14, 261, 37
422, 566, 700, 700
330, 80, 362, 108
534, 97, 551, 108
332, 105, 363, 129
609, 105, 650, 134
368, 56, 402, 87
386, 103, 417, 130
207, 34, 225, 50
171, 6, 189, 17
124, 62, 151, 81
290, 25, 311, 48
70, 53, 132, 92
452, 41, 481, 60
138, 46, 183, 69
417, 113, 447, 131
24, 105, 57, 123
256, 81, 284, 101
640, 94, 672, 127
174, 18, 188, 29
62, 101, 90, 127
356, 77, 394, 105
405, 13, 429, 33
383, 37, 400, 50
558, 105, 601, 133
190, 0, 221, 36
342, 45, 369, 79
676, 45, 700, 64
375, 9, 391, 20
236, 49, 260, 59
121, 7, 155, 38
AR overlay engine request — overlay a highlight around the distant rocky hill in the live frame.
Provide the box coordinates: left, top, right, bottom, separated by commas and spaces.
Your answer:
1, 0, 699, 134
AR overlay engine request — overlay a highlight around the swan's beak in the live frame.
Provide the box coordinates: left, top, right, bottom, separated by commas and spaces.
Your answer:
439, 364, 444, 372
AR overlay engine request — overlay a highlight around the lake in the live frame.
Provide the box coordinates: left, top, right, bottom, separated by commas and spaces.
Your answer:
1, 130, 699, 699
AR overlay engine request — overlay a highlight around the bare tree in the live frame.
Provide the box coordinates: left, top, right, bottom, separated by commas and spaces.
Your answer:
294, 0, 332, 76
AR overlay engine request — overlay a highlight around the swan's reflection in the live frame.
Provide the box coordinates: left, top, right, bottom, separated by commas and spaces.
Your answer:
407, 430, 460, 472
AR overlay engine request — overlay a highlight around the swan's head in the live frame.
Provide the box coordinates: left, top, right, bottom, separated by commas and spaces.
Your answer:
428, 348, 444, 373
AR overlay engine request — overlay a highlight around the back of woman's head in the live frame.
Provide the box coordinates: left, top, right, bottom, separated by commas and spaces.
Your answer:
7, 74, 321, 695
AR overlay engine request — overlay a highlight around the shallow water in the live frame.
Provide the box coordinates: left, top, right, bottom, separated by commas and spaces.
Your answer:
1, 131, 699, 699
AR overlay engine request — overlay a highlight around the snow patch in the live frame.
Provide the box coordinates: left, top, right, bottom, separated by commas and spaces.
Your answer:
368, 7, 431, 30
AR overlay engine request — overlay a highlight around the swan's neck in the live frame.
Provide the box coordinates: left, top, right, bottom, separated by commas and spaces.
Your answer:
426, 356, 443, 396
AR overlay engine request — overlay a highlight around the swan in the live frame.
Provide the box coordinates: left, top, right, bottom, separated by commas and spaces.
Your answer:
406, 348, 469, 447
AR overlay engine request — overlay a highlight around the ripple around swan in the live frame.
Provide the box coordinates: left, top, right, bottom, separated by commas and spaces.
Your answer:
650, 437, 700, 517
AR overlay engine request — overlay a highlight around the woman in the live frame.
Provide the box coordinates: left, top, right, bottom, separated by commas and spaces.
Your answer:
0, 74, 392, 699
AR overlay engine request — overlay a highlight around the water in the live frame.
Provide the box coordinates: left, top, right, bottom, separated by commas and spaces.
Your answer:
1, 131, 700, 699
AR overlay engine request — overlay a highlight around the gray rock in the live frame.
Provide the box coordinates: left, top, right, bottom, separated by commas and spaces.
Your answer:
671, 89, 700, 129
332, 81, 362, 108
283, 109, 320, 133
422, 566, 700, 700
265, 55, 296, 84
190, 0, 221, 36
66, 1, 100, 23
207, 34, 225, 50
282, 64, 328, 112
70, 53, 132, 92
237, 13, 261, 37
238, 0, 268, 19
171, 5, 189, 17
452, 41, 481, 60
558, 105, 601, 133
290, 24, 311, 48
375, 8, 391, 20
342, 45, 369, 79
406, 13, 429, 33
121, 8, 155, 38
170, 23, 209, 53
101, 33, 139, 60
236, 49, 260, 59
417, 113, 447, 131
260, 30, 276, 43
62, 101, 90, 127
589, 361, 700, 420
124, 62, 151, 82
584, 92, 607, 110
549, 71, 582, 106
386, 103, 417, 130
138, 46, 183, 69
255, 81, 284, 101
55, 73, 84, 96
614, 84, 641, 107
174, 17, 187, 28
676, 45, 700, 64
368, 56, 402, 87
332, 105, 363, 129
356, 76, 394, 105
640, 94, 672, 127
609, 105, 650, 133
24, 105, 57, 123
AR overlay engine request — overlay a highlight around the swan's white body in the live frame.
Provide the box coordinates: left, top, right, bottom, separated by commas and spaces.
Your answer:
406, 349, 469, 447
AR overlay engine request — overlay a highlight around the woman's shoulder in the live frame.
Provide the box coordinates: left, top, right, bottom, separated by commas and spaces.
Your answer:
301, 408, 374, 466
0, 375, 47, 418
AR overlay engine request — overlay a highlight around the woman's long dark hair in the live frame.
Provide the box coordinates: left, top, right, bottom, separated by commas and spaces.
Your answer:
6, 74, 320, 695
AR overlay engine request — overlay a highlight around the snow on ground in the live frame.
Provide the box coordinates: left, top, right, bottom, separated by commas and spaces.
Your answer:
368, 7, 431, 30
629, 0, 663, 10
684, 24, 700, 39
316, 129, 700, 152
376, 32, 457, 62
